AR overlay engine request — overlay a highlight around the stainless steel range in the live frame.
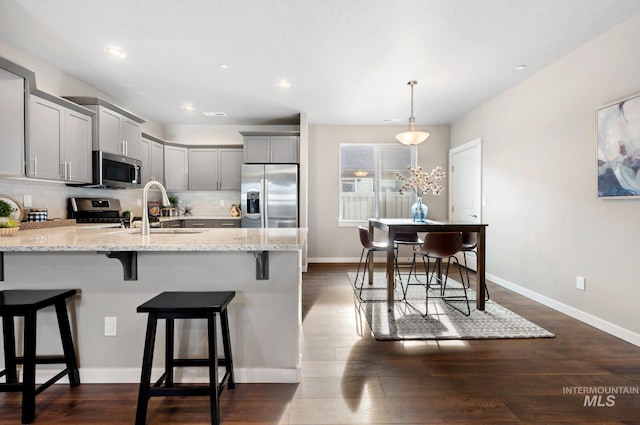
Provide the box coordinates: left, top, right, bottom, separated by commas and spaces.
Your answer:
68, 197, 123, 224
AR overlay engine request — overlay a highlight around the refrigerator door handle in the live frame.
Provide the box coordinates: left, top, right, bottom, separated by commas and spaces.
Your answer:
263, 178, 269, 227
260, 178, 266, 228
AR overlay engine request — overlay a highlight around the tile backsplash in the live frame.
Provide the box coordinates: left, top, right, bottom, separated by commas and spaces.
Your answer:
0, 178, 240, 219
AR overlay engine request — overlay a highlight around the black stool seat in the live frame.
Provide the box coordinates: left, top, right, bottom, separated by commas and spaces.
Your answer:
135, 291, 236, 425
1, 289, 80, 424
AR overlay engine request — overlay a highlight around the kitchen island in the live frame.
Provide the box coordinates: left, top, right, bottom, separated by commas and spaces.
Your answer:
0, 226, 307, 384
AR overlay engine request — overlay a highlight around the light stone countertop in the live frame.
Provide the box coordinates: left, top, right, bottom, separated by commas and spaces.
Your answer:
0, 226, 307, 252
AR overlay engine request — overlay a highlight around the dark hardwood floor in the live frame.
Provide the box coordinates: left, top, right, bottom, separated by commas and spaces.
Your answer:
2, 263, 639, 424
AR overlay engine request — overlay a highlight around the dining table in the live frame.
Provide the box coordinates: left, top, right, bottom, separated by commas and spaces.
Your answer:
368, 218, 488, 312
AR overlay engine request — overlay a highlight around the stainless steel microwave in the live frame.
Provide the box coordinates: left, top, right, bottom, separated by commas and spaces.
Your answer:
93, 151, 141, 188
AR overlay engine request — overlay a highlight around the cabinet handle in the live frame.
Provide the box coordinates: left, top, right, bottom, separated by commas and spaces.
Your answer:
67, 161, 72, 181
191, 223, 205, 227
220, 223, 235, 227
30, 155, 38, 177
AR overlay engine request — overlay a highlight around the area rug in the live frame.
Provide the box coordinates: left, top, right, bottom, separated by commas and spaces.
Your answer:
348, 272, 555, 341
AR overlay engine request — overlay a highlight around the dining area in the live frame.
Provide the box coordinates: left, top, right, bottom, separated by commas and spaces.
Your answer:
349, 218, 553, 341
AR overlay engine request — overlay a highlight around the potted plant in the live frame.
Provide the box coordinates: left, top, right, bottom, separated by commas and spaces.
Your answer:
0, 199, 20, 236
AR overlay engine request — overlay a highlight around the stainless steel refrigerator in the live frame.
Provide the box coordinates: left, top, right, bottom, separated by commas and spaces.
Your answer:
241, 164, 298, 228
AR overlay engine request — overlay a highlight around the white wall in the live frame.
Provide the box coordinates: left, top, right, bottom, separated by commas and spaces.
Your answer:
307, 125, 450, 262
451, 14, 640, 340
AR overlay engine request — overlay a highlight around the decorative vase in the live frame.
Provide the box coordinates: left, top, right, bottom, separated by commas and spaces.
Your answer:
411, 198, 428, 222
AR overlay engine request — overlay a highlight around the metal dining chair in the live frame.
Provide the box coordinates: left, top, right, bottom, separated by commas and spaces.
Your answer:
354, 226, 400, 302
404, 232, 471, 316
393, 232, 423, 289
461, 232, 490, 300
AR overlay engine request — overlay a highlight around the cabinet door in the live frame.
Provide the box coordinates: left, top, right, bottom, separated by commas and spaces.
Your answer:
164, 145, 188, 190
64, 110, 92, 183
184, 219, 215, 228
138, 137, 151, 184
219, 148, 243, 191
270, 136, 299, 163
243, 136, 270, 163
0, 68, 24, 176
215, 219, 241, 228
188, 148, 219, 190
97, 106, 122, 154
122, 117, 141, 159
28, 96, 63, 180
151, 141, 164, 183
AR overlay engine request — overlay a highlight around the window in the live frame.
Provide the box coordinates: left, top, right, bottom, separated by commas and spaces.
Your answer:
339, 143, 416, 222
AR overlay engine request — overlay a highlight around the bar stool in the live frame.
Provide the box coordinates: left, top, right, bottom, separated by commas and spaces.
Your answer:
0, 289, 80, 424
135, 291, 236, 425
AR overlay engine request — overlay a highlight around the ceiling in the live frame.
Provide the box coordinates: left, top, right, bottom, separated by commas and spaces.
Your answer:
1, 0, 639, 127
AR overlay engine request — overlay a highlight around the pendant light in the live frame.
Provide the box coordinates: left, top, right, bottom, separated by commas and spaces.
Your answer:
396, 80, 429, 145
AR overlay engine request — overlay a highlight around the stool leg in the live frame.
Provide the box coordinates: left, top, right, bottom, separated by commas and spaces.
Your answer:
1, 314, 18, 383
55, 300, 80, 387
22, 310, 37, 424
220, 309, 235, 389
136, 313, 158, 425
165, 318, 174, 388
207, 313, 220, 425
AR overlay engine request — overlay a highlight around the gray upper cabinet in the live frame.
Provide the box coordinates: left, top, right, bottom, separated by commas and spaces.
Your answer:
242, 134, 299, 163
188, 147, 242, 191
63, 97, 145, 159
188, 148, 218, 190
0, 67, 25, 177
140, 133, 165, 185
164, 144, 188, 191
27, 94, 92, 183
219, 148, 243, 190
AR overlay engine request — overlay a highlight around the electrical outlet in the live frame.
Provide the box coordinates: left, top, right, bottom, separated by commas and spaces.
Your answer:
576, 276, 585, 291
220, 199, 225, 206
23, 195, 32, 208
104, 317, 117, 336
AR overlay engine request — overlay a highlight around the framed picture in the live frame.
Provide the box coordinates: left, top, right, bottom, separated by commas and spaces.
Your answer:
596, 92, 640, 198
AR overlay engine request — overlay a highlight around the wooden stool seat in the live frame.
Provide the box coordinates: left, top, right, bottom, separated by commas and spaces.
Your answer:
0, 289, 80, 424
135, 291, 236, 425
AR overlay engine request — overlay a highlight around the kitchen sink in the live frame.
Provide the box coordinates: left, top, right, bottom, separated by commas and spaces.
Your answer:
108, 228, 206, 235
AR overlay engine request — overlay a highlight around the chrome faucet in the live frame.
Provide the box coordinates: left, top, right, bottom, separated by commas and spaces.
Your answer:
141, 180, 171, 236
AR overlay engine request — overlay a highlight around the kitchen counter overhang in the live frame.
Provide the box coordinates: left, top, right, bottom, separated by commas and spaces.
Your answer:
0, 226, 307, 280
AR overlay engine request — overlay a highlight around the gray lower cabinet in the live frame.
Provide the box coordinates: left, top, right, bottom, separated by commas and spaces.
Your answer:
160, 220, 183, 228
188, 147, 242, 191
215, 219, 241, 228
140, 134, 165, 184
27, 94, 92, 183
243, 135, 299, 163
164, 145, 188, 191
0, 67, 24, 176
162, 219, 240, 228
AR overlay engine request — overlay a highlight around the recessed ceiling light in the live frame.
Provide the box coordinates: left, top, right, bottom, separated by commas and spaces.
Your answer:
515, 65, 527, 71
219, 64, 230, 70
277, 80, 291, 89
203, 111, 227, 117
105, 47, 127, 59
182, 104, 195, 111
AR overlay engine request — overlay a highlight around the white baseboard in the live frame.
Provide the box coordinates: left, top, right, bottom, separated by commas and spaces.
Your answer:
32, 367, 300, 385
487, 273, 640, 348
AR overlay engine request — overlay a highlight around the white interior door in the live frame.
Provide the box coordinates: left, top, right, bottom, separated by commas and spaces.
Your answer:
449, 138, 482, 270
